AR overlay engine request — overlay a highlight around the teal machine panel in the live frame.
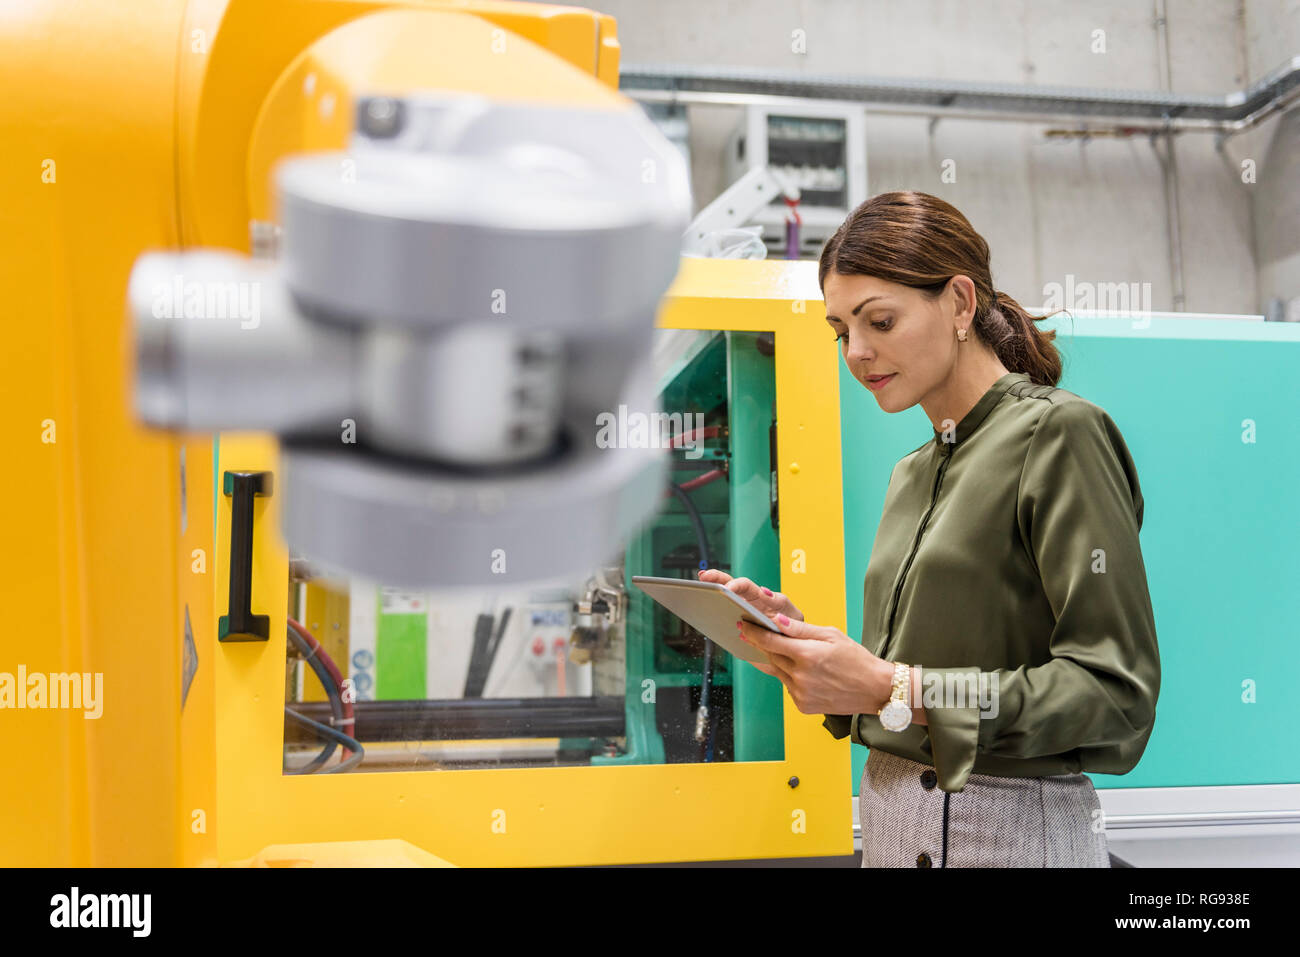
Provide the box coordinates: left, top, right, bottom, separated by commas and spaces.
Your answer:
840, 313, 1300, 792
604, 330, 785, 765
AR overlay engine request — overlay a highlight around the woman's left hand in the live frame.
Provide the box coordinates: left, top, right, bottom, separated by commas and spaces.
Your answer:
738, 615, 890, 715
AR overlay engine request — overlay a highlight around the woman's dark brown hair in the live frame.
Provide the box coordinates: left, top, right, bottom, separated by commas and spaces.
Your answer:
819, 191, 1061, 387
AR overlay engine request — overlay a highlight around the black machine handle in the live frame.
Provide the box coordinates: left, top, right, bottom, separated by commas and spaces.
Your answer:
218, 470, 273, 642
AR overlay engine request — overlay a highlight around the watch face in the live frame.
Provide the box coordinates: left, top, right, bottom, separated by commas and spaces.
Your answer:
879, 700, 912, 732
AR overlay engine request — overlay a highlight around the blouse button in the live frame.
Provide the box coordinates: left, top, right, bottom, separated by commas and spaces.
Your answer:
920, 769, 937, 789
916, 852, 933, 867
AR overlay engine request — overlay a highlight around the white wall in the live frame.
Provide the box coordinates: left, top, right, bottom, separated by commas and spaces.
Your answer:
590, 0, 1300, 315
1244, 1, 1300, 317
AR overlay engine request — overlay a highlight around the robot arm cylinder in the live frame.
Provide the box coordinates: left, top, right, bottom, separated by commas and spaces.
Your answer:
131, 251, 357, 436
128, 93, 692, 587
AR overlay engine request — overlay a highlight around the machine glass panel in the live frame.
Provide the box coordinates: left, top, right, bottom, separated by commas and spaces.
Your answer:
281, 329, 788, 773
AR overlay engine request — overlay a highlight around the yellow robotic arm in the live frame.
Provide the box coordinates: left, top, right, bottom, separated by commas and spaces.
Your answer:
0, 0, 688, 866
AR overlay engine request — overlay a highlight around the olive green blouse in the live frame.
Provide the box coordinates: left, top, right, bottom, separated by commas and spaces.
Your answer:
822, 372, 1160, 793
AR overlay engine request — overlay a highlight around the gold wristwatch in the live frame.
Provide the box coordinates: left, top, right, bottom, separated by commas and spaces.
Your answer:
878, 662, 912, 732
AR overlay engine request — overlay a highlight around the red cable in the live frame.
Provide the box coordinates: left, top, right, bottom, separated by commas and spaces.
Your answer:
674, 468, 726, 493
784, 196, 802, 260
783, 194, 803, 225
667, 425, 721, 448
288, 617, 355, 759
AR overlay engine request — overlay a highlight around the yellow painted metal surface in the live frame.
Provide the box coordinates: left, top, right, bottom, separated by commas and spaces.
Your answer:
229, 839, 456, 867
181, 0, 624, 247
0, 0, 189, 867
178, 437, 219, 866
208, 260, 850, 867
245, 6, 630, 223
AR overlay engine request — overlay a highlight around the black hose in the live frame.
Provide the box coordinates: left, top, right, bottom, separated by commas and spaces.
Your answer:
285, 622, 344, 774
669, 481, 719, 762
668, 483, 712, 570
284, 707, 365, 773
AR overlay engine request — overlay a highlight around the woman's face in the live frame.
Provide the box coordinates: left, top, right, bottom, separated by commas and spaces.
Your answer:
822, 271, 959, 413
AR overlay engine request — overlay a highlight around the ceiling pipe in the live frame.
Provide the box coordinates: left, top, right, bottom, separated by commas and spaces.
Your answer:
621, 55, 1300, 137
1154, 0, 1186, 311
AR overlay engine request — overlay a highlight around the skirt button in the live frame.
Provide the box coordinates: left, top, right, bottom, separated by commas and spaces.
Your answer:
920, 769, 937, 789
916, 852, 933, 867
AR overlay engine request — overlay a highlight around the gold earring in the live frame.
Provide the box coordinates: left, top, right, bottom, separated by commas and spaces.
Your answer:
956, 327, 968, 342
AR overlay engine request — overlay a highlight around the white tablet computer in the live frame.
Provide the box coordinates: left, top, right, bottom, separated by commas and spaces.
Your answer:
630, 575, 781, 665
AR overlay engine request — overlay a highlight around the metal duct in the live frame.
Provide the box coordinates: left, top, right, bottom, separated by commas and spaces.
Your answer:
621, 55, 1300, 135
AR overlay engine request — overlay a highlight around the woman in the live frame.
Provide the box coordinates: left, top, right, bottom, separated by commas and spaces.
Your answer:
701, 191, 1160, 868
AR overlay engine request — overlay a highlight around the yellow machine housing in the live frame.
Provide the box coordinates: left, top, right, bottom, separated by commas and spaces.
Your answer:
0, 0, 851, 866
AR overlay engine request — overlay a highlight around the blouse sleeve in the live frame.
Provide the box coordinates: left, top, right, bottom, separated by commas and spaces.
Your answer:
821, 458, 907, 744
822, 714, 854, 740
921, 399, 1161, 793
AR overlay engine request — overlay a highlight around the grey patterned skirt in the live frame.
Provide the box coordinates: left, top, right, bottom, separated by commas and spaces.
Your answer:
860, 747, 1111, 868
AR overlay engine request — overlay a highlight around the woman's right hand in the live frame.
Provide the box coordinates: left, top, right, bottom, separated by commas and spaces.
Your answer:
696, 568, 804, 623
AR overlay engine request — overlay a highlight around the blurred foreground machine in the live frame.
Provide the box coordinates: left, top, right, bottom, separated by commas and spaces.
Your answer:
129, 90, 689, 589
